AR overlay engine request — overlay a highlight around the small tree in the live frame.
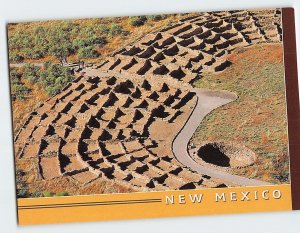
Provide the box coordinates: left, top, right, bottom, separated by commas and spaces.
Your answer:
129, 16, 147, 26
23, 64, 40, 83
8, 31, 33, 50
23, 47, 44, 59
98, 24, 110, 35
33, 26, 49, 57
48, 26, 74, 65
78, 46, 99, 59
73, 36, 106, 49
147, 15, 167, 21
10, 68, 22, 84
11, 84, 31, 100
109, 24, 124, 36
40, 62, 73, 96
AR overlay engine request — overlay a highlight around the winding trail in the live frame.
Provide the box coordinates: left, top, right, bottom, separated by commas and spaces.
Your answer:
172, 88, 270, 186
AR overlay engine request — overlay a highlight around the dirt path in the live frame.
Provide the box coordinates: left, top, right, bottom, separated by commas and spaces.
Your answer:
172, 88, 270, 186
9, 63, 44, 68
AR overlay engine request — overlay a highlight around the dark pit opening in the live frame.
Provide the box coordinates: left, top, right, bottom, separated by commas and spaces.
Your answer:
198, 143, 230, 167
179, 182, 196, 190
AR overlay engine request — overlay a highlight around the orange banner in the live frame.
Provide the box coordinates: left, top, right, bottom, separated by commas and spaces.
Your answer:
18, 184, 292, 225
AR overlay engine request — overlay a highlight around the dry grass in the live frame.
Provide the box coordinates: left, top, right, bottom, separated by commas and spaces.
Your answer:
191, 43, 289, 184
12, 77, 49, 134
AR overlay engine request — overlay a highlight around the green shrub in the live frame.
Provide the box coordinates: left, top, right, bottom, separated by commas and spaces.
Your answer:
39, 62, 73, 96
10, 69, 22, 84
17, 188, 28, 198
9, 52, 24, 63
31, 192, 43, 198
92, 36, 107, 45
44, 86, 59, 96
56, 192, 69, 196
17, 189, 28, 198
147, 15, 167, 21
72, 38, 87, 49
60, 21, 80, 33
80, 25, 97, 37
73, 36, 106, 49
98, 24, 110, 35
23, 47, 44, 59
129, 16, 147, 26
11, 83, 31, 100
109, 24, 124, 36
23, 64, 40, 83
78, 46, 98, 59
42, 191, 55, 197
33, 27, 49, 56
40, 191, 69, 197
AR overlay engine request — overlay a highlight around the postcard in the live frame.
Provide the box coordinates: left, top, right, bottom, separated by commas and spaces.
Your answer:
7, 7, 299, 225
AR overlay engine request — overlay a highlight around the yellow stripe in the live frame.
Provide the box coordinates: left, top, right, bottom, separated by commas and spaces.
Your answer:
18, 184, 292, 225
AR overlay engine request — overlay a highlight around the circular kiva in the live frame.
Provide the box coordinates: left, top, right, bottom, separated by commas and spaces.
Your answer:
197, 141, 257, 168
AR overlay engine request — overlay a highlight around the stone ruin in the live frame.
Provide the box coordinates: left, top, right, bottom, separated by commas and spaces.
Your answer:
97, 9, 282, 84
14, 9, 282, 192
